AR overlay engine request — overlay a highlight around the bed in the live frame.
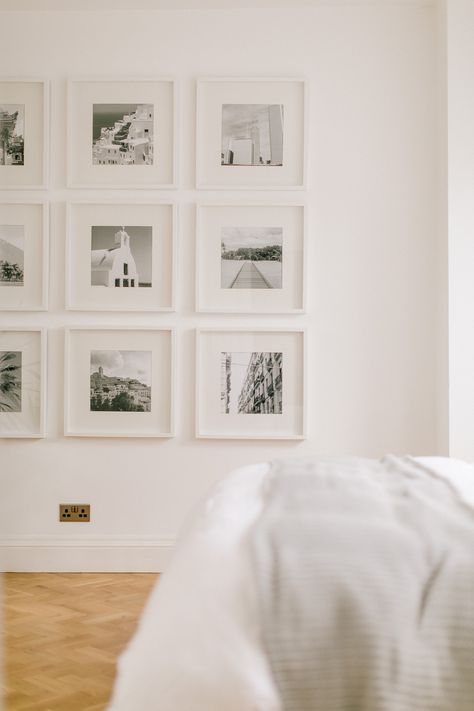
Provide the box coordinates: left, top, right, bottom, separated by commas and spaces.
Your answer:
106, 456, 474, 711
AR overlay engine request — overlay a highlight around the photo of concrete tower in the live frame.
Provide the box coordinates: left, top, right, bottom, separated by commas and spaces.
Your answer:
221, 104, 284, 166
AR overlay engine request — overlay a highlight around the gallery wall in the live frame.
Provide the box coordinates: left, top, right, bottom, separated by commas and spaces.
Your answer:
447, 0, 474, 461
0, 1, 447, 571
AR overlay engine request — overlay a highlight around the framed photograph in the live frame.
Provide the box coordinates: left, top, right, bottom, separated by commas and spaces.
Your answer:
67, 78, 176, 188
65, 327, 175, 437
0, 328, 46, 438
196, 328, 306, 440
0, 201, 49, 311
0, 79, 49, 189
196, 77, 306, 190
196, 203, 305, 313
66, 202, 176, 311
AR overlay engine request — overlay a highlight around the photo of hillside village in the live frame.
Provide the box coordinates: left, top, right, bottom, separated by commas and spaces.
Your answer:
90, 350, 152, 412
92, 104, 154, 166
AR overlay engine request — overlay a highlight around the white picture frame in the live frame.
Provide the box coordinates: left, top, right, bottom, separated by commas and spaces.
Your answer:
196, 202, 306, 313
0, 201, 49, 311
0, 328, 46, 438
64, 327, 175, 438
196, 77, 307, 190
66, 201, 176, 312
196, 327, 306, 440
67, 77, 177, 189
0, 78, 49, 189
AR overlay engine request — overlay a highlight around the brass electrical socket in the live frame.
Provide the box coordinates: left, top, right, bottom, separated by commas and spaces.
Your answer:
59, 504, 91, 522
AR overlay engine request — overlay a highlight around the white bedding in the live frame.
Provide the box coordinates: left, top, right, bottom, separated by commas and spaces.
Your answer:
107, 457, 474, 711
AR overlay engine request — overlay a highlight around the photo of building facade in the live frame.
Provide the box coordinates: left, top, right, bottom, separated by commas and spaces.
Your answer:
0, 104, 24, 166
221, 351, 282, 415
92, 104, 154, 166
220, 352, 232, 414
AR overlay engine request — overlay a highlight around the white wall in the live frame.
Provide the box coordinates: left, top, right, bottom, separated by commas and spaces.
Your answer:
447, 0, 474, 461
0, 2, 446, 571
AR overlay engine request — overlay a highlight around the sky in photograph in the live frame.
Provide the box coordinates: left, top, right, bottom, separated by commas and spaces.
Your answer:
221, 104, 283, 161
90, 350, 152, 386
92, 104, 153, 139
91, 225, 153, 284
221, 226, 282, 251
0, 224, 24, 251
0, 104, 24, 137
224, 351, 252, 414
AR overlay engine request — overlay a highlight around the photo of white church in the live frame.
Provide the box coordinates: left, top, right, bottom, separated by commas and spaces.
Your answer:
90, 225, 152, 289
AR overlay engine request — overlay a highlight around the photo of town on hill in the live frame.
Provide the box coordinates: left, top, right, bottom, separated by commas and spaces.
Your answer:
90, 350, 152, 412
221, 104, 284, 167
92, 104, 154, 166
221, 226, 282, 289
0, 224, 24, 286
0, 104, 24, 166
91, 225, 152, 288
221, 351, 283, 415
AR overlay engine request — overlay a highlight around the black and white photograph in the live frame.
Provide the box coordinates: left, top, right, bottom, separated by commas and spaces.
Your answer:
0, 224, 24, 286
221, 351, 282, 415
221, 104, 284, 166
221, 226, 282, 289
0, 104, 25, 166
0, 350, 22, 413
91, 225, 152, 288
92, 104, 154, 166
90, 350, 152, 412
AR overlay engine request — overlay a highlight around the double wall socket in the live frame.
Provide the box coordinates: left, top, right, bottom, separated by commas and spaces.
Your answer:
59, 504, 91, 522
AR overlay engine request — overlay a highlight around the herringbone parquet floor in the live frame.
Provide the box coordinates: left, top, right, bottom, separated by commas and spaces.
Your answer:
2, 573, 158, 711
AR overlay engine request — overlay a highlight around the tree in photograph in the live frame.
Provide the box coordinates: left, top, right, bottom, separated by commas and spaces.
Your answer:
0, 260, 24, 283
0, 351, 21, 412
221, 244, 282, 262
90, 393, 109, 411
109, 391, 144, 412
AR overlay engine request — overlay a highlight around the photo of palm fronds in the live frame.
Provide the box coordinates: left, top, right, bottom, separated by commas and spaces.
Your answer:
0, 350, 22, 412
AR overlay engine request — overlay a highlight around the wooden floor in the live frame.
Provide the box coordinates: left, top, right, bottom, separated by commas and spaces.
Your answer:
2, 573, 158, 711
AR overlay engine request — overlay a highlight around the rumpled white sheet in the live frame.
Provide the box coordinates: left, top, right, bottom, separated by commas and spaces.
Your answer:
106, 457, 474, 711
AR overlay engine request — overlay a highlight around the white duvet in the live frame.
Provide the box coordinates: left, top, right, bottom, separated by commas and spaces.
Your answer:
107, 457, 474, 711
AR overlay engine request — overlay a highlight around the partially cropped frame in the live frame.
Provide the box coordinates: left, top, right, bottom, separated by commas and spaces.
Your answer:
64, 327, 175, 438
196, 202, 306, 313
66, 201, 176, 311
0, 201, 49, 311
0, 328, 46, 438
0, 79, 49, 189
196, 77, 307, 190
67, 77, 177, 189
196, 327, 306, 440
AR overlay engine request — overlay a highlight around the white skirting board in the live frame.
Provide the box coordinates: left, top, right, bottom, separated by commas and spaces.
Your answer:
0, 536, 175, 573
